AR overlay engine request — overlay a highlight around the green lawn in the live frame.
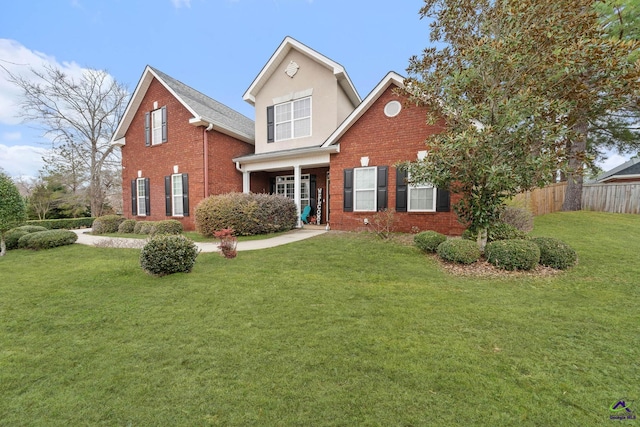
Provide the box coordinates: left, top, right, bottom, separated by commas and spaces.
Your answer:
1, 211, 638, 426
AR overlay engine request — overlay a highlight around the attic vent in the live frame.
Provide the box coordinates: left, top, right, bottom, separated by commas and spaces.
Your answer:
285, 61, 299, 78
384, 100, 402, 118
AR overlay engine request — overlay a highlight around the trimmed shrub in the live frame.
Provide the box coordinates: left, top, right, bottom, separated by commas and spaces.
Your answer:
18, 229, 78, 250
26, 217, 94, 230
140, 235, 199, 276
92, 215, 125, 234
195, 192, 297, 237
462, 222, 528, 243
118, 219, 137, 234
4, 225, 48, 250
414, 230, 447, 253
436, 239, 481, 264
151, 220, 183, 236
532, 237, 577, 270
134, 221, 157, 235
500, 206, 534, 232
485, 239, 540, 271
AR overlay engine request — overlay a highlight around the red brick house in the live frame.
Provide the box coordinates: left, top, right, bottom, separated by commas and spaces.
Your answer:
112, 37, 464, 235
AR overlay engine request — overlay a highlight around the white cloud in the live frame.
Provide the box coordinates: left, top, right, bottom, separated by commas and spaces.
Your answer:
2, 131, 21, 141
0, 143, 48, 178
0, 38, 84, 126
170, 0, 191, 8
598, 152, 630, 172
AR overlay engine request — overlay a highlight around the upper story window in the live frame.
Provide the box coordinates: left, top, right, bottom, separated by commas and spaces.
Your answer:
145, 106, 167, 146
269, 97, 311, 142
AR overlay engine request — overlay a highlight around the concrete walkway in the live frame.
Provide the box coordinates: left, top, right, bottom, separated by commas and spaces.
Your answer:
72, 227, 327, 253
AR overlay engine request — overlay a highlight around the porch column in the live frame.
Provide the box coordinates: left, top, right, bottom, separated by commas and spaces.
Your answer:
242, 171, 250, 194
294, 165, 302, 228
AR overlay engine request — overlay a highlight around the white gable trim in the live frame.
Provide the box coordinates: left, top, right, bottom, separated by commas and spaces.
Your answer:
242, 36, 360, 107
321, 72, 405, 148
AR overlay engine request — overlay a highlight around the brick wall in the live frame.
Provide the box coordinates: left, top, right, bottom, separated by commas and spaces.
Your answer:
329, 85, 465, 235
121, 77, 251, 231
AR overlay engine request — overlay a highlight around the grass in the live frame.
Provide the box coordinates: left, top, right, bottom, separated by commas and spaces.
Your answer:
0, 211, 638, 426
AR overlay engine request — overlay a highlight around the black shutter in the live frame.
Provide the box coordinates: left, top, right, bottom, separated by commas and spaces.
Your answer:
396, 168, 408, 212
144, 178, 151, 215
182, 174, 189, 216
269, 177, 275, 195
436, 189, 451, 212
131, 179, 137, 216
161, 106, 168, 142
377, 166, 388, 211
310, 174, 317, 214
165, 176, 172, 216
267, 106, 275, 143
343, 168, 353, 212
144, 112, 151, 146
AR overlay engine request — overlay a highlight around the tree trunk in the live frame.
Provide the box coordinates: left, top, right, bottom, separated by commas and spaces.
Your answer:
562, 118, 588, 211
0, 237, 6, 257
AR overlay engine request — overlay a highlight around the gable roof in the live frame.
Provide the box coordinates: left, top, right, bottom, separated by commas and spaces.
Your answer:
111, 66, 254, 145
322, 71, 405, 148
242, 36, 361, 107
595, 157, 640, 182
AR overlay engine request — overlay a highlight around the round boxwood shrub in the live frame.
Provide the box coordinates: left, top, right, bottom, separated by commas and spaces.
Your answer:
118, 219, 137, 234
151, 219, 183, 236
436, 239, 481, 264
485, 239, 540, 271
195, 192, 297, 237
140, 235, 200, 276
531, 237, 577, 270
414, 230, 447, 253
500, 206, 534, 232
134, 221, 157, 235
92, 215, 125, 234
4, 225, 48, 250
18, 229, 78, 250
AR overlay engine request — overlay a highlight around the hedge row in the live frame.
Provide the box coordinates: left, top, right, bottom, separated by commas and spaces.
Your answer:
17, 229, 78, 250
195, 193, 297, 236
26, 217, 94, 230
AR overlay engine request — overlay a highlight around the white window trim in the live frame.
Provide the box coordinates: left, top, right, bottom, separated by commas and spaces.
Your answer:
354, 166, 377, 212
275, 96, 312, 142
408, 179, 437, 212
151, 108, 163, 146
172, 174, 184, 217
136, 178, 146, 216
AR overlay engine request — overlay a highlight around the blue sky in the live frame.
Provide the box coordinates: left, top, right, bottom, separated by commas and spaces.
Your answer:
0, 0, 630, 178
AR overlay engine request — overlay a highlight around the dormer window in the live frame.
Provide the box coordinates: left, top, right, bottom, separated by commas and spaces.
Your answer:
268, 97, 311, 142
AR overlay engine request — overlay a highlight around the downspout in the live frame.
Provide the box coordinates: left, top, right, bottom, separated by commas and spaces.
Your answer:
204, 123, 214, 197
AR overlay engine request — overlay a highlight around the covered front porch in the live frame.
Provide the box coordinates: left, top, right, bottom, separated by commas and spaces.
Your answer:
233, 146, 336, 227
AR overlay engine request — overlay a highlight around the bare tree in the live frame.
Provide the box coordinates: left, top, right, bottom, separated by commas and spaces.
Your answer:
3, 64, 128, 217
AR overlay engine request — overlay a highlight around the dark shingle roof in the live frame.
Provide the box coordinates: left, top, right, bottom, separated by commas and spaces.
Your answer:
149, 66, 254, 141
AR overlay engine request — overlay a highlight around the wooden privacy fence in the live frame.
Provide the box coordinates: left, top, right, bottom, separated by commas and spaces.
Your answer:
582, 183, 640, 214
513, 182, 640, 215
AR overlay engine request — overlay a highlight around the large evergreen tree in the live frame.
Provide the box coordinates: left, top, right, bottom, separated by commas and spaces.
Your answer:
0, 172, 27, 256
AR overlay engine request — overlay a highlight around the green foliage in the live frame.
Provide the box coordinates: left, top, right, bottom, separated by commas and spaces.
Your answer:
195, 193, 297, 237
139, 235, 200, 276
531, 237, 578, 270
17, 229, 78, 250
485, 239, 541, 271
117, 219, 137, 234
436, 239, 481, 264
26, 217, 95, 229
151, 220, 183, 236
92, 215, 125, 235
406, 0, 640, 228
0, 173, 27, 235
414, 230, 447, 253
463, 222, 529, 243
134, 221, 157, 235
5, 225, 48, 251
499, 207, 534, 232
